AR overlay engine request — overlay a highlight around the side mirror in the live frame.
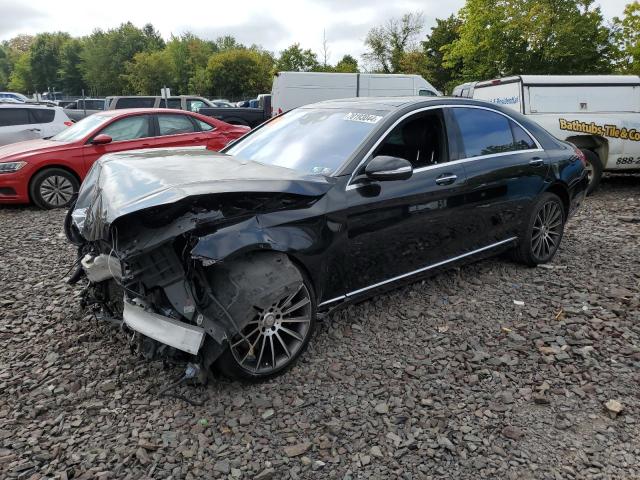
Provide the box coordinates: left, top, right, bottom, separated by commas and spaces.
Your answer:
365, 155, 413, 181
91, 134, 113, 145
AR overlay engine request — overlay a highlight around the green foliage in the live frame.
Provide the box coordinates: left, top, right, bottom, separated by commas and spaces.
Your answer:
124, 50, 172, 95
165, 34, 216, 94
8, 52, 33, 92
207, 48, 274, 99
363, 12, 424, 73
275, 43, 320, 72
613, 1, 640, 73
334, 54, 359, 73
444, 0, 614, 82
58, 38, 86, 94
30, 32, 70, 91
422, 15, 462, 93
81, 22, 165, 95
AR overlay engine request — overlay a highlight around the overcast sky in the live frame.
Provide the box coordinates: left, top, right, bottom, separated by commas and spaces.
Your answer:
0, 0, 631, 63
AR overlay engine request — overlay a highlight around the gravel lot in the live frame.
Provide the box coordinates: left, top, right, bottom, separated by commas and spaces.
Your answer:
1, 175, 639, 480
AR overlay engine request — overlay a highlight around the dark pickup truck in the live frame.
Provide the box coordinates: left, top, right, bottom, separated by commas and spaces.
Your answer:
199, 95, 272, 128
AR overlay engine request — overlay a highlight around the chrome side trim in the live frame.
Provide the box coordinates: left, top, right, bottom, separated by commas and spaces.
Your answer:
318, 295, 347, 307
345, 237, 517, 297
346, 104, 543, 189
375, 166, 412, 176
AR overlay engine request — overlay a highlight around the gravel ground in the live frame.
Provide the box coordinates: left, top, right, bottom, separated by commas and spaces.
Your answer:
1, 175, 639, 480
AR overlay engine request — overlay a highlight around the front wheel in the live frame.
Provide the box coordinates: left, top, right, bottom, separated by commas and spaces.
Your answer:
513, 192, 566, 267
30, 168, 79, 209
214, 256, 316, 381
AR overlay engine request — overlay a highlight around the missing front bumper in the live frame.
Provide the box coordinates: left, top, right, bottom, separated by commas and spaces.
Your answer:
123, 300, 205, 355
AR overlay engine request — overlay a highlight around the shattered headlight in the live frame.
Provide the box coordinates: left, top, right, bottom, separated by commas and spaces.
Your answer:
0, 161, 27, 173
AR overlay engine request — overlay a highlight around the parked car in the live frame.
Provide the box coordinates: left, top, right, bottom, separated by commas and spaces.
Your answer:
64, 99, 107, 121
0, 108, 249, 208
0, 92, 29, 103
452, 75, 640, 193
0, 103, 72, 146
272, 72, 440, 115
66, 97, 588, 381
105, 95, 214, 113
199, 94, 272, 127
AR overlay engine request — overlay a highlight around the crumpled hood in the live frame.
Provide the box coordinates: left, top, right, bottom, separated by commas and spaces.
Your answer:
73, 147, 334, 241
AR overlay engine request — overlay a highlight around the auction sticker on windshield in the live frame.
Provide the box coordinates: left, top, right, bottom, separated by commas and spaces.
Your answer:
344, 112, 383, 124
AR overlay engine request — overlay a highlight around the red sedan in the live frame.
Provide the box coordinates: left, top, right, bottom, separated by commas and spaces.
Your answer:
0, 108, 249, 208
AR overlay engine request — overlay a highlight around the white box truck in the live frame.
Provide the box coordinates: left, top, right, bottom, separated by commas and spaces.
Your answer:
453, 75, 640, 192
272, 72, 440, 116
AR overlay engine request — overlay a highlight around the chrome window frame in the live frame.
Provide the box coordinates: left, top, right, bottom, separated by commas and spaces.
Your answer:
346, 104, 543, 190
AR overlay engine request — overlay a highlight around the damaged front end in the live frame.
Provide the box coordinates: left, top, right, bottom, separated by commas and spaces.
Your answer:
65, 149, 331, 375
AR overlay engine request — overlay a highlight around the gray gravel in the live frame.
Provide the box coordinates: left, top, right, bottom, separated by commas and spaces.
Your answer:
1, 175, 639, 479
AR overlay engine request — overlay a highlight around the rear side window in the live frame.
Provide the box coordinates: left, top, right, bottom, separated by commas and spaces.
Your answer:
99, 115, 151, 141
0, 108, 29, 126
114, 97, 156, 109
29, 109, 55, 124
452, 108, 536, 158
159, 98, 182, 109
157, 114, 196, 135
195, 119, 214, 132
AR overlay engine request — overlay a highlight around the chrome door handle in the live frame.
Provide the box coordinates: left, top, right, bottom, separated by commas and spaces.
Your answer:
435, 174, 457, 186
28, 128, 41, 132
529, 157, 544, 167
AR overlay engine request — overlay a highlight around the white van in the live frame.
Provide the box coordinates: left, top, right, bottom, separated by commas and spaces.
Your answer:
272, 72, 440, 115
454, 75, 640, 192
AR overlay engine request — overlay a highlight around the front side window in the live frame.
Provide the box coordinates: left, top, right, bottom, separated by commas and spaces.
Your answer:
157, 114, 196, 135
418, 89, 437, 97
0, 108, 29, 127
187, 100, 207, 112
374, 110, 448, 168
98, 115, 151, 142
225, 108, 389, 176
452, 108, 536, 158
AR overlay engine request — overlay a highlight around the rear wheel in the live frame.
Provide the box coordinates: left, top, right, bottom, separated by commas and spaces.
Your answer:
581, 149, 603, 195
30, 168, 79, 209
513, 192, 566, 266
214, 256, 316, 381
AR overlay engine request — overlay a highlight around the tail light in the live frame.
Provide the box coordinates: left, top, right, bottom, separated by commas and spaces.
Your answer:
573, 146, 587, 167
64, 121, 73, 127
277, 108, 283, 116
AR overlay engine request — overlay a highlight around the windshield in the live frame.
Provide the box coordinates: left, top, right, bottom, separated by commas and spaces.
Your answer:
225, 108, 388, 175
51, 115, 112, 142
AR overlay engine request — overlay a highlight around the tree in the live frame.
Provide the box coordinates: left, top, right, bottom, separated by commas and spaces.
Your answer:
613, 1, 640, 73
81, 22, 165, 95
207, 48, 274, 99
124, 50, 172, 95
363, 12, 424, 73
7, 52, 33, 92
422, 15, 462, 93
334, 54, 359, 73
30, 32, 70, 92
58, 38, 86, 94
165, 33, 216, 94
275, 43, 320, 72
215, 36, 244, 52
444, 0, 614, 81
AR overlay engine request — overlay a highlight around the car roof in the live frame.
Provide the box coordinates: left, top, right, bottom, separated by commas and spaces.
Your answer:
0, 102, 60, 109
95, 108, 200, 117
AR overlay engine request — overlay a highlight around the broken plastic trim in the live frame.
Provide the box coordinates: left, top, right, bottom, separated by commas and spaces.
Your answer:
123, 300, 205, 355
81, 253, 123, 283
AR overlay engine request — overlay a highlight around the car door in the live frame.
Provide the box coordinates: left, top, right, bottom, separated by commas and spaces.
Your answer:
29, 108, 59, 138
341, 108, 470, 295
446, 106, 548, 246
82, 114, 153, 173
0, 108, 41, 145
153, 113, 209, 149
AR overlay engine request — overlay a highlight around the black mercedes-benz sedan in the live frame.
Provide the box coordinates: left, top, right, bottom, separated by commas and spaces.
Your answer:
66, 97, 588, 380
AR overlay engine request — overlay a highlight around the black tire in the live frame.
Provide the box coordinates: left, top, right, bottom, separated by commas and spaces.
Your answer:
581, 149, 603, 195
30, 168, 79, 209
513, 192, 566, 267
213, 254, 316, 382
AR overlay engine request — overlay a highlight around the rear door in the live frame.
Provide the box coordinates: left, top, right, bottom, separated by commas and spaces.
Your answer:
153, 113, 209, 148
82, 114, 153, 173
447, 106, 547, 245
29, 108, 58, 138
0, 108, 40, 145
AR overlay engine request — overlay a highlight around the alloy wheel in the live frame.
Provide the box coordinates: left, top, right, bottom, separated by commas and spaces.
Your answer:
230, 283, 312, 375
531, 201, 563, 261
39, 175, 74, 207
